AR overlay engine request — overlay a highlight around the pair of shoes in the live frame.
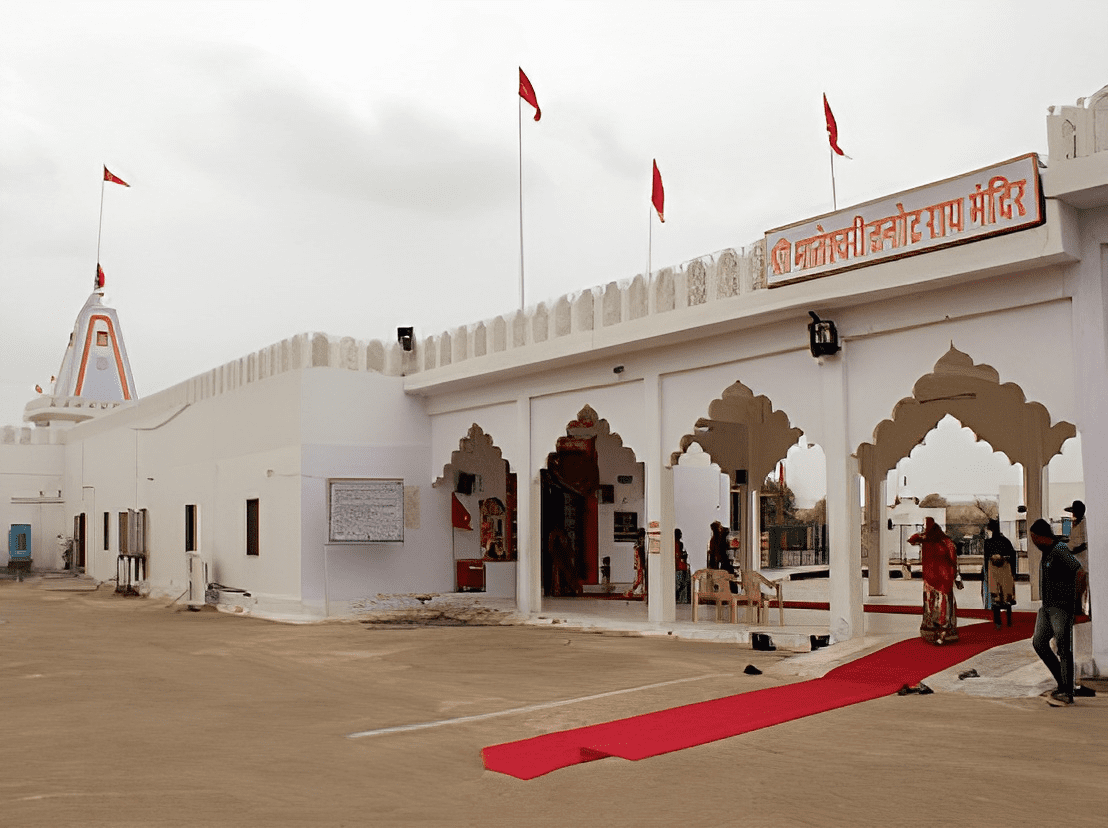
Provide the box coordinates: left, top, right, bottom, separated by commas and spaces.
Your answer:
743, 664, 762, 675
958, 669, 979, 680
897, 682, 933, 696
1073, 685, 1096, 697
1047, 690, 1075, 706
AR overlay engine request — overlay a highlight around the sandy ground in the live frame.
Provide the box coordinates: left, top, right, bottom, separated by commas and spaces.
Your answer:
1, 577, 1105, 828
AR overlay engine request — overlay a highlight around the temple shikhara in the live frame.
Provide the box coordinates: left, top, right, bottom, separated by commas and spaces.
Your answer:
3, 83, 1107, 678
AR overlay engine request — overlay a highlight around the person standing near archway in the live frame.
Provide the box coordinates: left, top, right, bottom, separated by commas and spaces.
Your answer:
983, 519, 1018, 628
908, 517, 962, 644
1030, 519, 1083, 706
1065, 500, 1089, 617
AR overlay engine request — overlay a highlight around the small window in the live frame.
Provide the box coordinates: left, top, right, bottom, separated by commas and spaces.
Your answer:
246, 499, 260, 556
97, 331, 109, 347
185, 504, 197, 552
104, 512, 110, 551
118, 511, 129, 554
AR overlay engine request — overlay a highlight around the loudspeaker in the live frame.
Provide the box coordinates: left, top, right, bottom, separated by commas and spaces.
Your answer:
734, 470, 748, 486
397, 326, 414, 352
456, 472, 475, 495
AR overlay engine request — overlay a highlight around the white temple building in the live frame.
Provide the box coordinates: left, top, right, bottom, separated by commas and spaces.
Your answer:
2, 83, 1107, 675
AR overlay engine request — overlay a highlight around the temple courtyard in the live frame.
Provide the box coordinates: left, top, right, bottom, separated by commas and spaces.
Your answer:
1, 574, 1104, 827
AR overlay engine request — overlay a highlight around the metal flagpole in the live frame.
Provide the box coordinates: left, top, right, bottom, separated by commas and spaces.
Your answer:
647, 203, 653, 286
518, 96, 525, 312
830, 147, 838, 211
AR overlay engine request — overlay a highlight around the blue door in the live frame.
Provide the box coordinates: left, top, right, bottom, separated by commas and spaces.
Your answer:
9, 524, 31, 561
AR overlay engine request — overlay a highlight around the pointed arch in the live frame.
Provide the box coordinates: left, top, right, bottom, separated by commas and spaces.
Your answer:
857, 345, 1076, 476
671, 381, 802, 484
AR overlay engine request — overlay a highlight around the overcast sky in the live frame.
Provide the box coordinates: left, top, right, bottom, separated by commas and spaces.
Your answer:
1, 0, 1098, 495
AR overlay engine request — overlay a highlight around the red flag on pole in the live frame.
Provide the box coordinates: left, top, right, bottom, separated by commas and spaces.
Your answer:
651, 160, 665, 223
96, 263, 105, 289
451, 493, 472, 530
518, 68, 541, 121
823, 94, 846, 157
104, 166, 130, 187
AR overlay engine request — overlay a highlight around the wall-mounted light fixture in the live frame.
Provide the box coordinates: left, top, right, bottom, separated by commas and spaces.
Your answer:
613, 365, 625, 374
397, 326, 414, 352
807, 311, 840, 358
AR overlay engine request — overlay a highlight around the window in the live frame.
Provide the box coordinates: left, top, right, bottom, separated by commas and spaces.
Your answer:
104, 512, 110, 550
185, 504, 197, 552
246, 499, 260, 556
118, 509, 147, 556
118, 511, 130, 554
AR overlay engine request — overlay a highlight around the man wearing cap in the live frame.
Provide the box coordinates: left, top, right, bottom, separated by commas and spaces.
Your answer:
1029, 519, 1084, 706
1065, 500, 1089, 617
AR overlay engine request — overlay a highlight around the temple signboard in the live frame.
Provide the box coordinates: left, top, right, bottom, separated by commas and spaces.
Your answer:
764, 153, 1043, 287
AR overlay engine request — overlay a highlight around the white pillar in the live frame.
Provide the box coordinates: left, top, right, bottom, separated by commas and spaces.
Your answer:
1024, 455, 1047, 602
645, 373, 675, 624
874, 478, 891, 595
515, 396, 540, 616
748, 486, 761, 573
865, 471, 888, 596
821, 349, 864, 641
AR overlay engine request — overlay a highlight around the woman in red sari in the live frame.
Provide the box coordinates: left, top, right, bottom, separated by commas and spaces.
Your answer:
908, 517, 962, 644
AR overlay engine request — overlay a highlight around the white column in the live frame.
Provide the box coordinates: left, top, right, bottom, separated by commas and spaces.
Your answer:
874, 477, 891, 595
1077, 246, 1108, 674
645, 373, 675, 624
865, 471, 888, 596
515, 395, 540, 616
1024, 452, 1047, 602
748, 486, 761, 573
821, 350, 864, 641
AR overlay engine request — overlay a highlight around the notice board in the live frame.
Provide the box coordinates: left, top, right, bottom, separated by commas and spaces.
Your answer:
328, 479, 404, 543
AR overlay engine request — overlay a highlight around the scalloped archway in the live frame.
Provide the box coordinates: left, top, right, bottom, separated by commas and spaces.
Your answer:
672, 381, 804, 573
856, 346, 1077, 598
857, 346, 1075, 476
671, 382, 802, 478
541, 405, 643, 599
437, 424, 517, 589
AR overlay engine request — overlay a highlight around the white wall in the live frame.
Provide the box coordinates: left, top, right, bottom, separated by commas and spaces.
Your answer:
298, 368, 450, 612
63, 370, 305, 605
0, 434, 66, 568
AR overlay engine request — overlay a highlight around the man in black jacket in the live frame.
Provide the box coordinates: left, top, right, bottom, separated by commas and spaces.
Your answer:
1029, 519, 1084, 706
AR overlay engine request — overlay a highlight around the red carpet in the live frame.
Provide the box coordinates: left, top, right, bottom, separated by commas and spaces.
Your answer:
482, 616, 1036, 779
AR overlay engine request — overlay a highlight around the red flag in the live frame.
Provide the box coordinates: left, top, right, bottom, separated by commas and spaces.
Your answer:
451, 493, 472, 530
104, 166, 130, 187
518, 68, 541, 121
651, 159, 664, 223
823, 94, 846, 157
96, 263, 105, 289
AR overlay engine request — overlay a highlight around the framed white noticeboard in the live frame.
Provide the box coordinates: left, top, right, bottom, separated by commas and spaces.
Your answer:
328, 479, 404, 543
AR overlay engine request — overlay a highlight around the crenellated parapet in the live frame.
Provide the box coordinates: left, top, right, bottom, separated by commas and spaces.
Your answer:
16, 243, 764, 416
411, 243, 763, 373
1047, 83, 1108, 160
162, 331, 416, 407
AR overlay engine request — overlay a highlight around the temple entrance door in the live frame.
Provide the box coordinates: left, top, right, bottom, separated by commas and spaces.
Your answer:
540, 437, 600, 595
